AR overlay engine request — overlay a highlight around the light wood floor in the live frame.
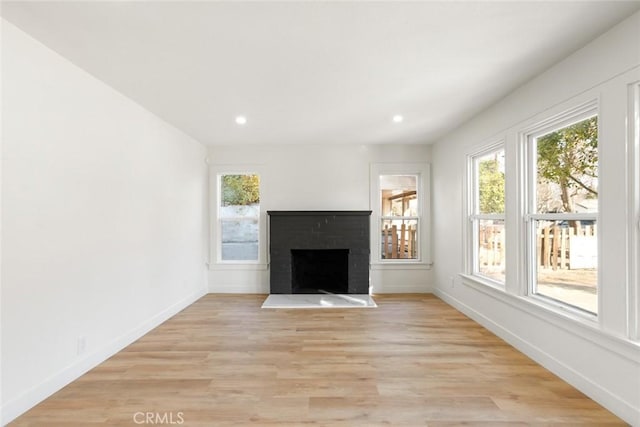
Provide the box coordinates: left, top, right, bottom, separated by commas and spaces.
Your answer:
11, 294, 625, 426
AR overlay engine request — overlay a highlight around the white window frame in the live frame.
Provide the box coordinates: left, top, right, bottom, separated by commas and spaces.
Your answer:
370, 163, 431, 268
522, 100, 599, 317
209, 165, 266, 269
629, 81, 640, 341
466, 141, 506, 287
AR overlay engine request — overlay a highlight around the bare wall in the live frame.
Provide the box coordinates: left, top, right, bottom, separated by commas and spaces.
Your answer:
1, 21, 209, 423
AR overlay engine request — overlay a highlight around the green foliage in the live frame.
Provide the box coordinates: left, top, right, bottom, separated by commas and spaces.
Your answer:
221, 174, 260, 206
478, 157, 505, 214
537, 116, 598, 212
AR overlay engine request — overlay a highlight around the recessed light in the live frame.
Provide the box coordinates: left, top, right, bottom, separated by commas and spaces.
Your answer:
235, 116, 247, 125
392, 115, 404, 123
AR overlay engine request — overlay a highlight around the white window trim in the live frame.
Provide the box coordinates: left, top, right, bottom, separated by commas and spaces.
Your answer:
628, 81, 640, 341
521, 99, 600, 318
208, 164, 267, 270
457, 76, 640, 357
370, 162, 431, 268
465, 141, 506, 287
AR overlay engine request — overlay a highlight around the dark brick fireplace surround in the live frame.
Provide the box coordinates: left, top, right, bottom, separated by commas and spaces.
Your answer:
267, 211, 371, 294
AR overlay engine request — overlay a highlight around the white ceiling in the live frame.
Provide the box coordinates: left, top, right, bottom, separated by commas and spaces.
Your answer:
2, 1, 639, 146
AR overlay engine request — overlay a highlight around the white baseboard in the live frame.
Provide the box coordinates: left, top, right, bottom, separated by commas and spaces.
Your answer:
209, 282, 269, 294
207, 287, 434, 294
372, 283, 433, 294
434, 288, 640, 426
1, 287, 206, 425
208, 283, 433, 294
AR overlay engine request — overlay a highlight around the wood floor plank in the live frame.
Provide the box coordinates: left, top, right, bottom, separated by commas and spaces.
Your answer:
9, 294, 626, 426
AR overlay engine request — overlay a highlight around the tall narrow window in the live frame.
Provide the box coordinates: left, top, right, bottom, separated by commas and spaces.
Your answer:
526, 109, 598, 314
469, 146, 506, 284
380, 175, 420, 260
218, 174, 260, 262
371, 163, 430, 267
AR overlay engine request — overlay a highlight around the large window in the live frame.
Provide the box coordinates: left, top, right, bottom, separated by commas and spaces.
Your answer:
468, 145, 506, 284
218, 173, 260, 262
526, 106, 598, 314
371, 163, 430, 265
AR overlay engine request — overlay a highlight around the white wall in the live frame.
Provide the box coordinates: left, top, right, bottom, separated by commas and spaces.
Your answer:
0, 19, 4, 424
207, 143, 433, 294
431, 12, 640, 425
1, 21, 208, 424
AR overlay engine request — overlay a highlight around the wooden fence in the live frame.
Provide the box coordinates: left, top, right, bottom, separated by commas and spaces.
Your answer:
478, 222, 597, 270
382, 224, 417, 259
478, 225, 505, 270
537, 223, 597, 270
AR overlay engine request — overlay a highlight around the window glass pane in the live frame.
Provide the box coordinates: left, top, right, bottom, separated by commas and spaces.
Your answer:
476, 219, 505, 282
476, 150, 505, 214
535, 116, 598, 214
381, 219, 418, 259
380, 175, 418, 216
533, 219, 597, 314
220, 203, 259, 219
219, 174, 260, 261
221, 174, 260, 211
221, 219, 259, 261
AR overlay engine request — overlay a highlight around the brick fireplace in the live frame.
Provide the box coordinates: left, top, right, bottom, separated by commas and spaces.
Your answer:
267, 211, 371, 294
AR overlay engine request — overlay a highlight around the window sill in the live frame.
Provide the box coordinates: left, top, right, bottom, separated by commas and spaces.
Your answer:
460, 273, 597, 325
209, 263, 268, 271
459, 273, 505, 291
371, 262, 432, 270
458, 273, 640, 362
528, 293, 598, 321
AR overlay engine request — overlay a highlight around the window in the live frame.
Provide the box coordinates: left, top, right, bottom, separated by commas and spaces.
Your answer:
371, 163, 430, 265
468, 145, 506, 284
630, 82, 640, 339
525, 105, 598, 314
380, 175, 419, 260
218, 173, 260, 262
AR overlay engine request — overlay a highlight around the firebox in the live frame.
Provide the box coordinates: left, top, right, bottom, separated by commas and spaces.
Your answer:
268, 211, 371, 294
291, 249, 349, 294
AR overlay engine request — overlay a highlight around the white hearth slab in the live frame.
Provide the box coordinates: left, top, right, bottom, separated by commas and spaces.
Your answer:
262, 294, 376, 309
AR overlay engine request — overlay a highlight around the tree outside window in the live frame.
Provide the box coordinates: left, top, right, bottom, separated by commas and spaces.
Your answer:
219, 174, 260, 261
469, 146, 506, 284
528, 113, 599, 314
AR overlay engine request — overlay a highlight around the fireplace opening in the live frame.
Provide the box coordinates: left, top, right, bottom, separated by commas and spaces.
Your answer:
291, 249, 349, 294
